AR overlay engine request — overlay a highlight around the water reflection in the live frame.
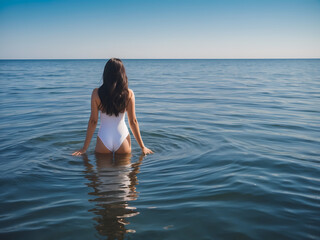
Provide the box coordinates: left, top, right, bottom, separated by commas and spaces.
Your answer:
82, 153, 144, 239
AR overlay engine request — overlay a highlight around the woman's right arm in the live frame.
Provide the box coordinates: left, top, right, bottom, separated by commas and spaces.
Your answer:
127, 89, 153, 155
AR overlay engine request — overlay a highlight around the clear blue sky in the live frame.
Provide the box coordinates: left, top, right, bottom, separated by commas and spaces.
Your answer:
0, 0, 319, 59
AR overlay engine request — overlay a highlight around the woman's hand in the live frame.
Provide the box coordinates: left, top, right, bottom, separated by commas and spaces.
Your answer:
142, 146, 154, 155
72, 148, 86, 156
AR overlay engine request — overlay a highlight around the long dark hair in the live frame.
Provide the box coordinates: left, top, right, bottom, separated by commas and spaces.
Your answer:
98, 58, 129, 116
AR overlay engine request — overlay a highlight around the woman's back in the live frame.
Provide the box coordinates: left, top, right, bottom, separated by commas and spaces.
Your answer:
98, 109, 129, 152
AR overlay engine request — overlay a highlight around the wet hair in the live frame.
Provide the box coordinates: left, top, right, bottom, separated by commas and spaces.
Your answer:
98, 58, 129, 116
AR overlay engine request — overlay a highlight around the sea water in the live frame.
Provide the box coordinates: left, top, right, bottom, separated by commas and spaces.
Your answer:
0, 59, 319, 239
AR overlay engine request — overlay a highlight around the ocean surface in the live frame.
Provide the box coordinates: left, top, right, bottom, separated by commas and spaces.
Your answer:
0, 59, 319, 240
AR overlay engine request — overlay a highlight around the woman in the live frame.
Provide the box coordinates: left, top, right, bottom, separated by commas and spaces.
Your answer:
72, 58, 153, 156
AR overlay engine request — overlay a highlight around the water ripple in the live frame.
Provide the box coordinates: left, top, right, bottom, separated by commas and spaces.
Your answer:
1, 59, 320, 239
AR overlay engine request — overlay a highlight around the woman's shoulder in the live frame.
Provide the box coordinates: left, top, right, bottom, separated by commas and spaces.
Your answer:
92, 88, 99, 95
128, 88, 135, 98
92, 88, 100, 101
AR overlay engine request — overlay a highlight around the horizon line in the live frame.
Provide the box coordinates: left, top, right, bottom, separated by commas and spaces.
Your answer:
0, 57, 320, 60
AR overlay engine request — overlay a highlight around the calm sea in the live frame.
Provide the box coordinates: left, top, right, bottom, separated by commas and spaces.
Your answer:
0, 59, 319, 239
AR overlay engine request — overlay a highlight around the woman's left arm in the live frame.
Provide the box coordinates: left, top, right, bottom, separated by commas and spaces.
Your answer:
72, 89, 99, 156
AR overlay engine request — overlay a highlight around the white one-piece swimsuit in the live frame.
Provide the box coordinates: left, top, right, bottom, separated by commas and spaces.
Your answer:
98, 111, 130, 152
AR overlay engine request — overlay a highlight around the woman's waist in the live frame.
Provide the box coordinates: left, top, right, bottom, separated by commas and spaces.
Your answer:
99, 121, 128, 132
